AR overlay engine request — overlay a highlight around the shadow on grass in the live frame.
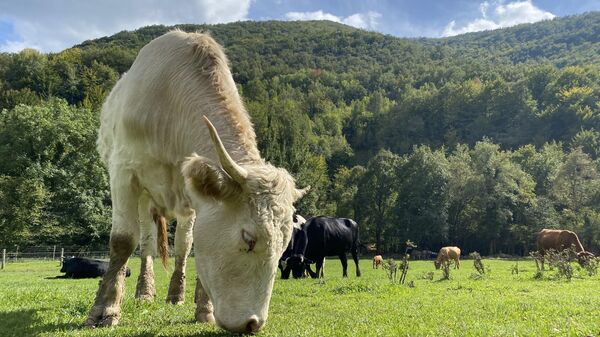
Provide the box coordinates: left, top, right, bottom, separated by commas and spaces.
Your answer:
0, 309, 237, 337
0, 309, 80, 337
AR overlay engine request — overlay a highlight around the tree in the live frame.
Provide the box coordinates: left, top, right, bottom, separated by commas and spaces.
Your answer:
394, 146, 449, 250
0, 99, 110, 247
355, 149, 400, 253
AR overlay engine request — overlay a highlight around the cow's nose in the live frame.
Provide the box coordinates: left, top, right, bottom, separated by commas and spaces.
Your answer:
245, 316, 262, 334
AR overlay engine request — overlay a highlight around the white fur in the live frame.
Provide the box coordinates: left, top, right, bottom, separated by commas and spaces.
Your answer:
98, 30, 305, 333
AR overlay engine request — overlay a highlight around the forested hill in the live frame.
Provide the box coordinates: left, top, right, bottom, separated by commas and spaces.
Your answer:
428, 12, 600, 66
1, 13, 600, 255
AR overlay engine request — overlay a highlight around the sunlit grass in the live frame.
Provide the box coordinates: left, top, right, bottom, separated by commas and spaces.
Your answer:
0, 258, 598, 336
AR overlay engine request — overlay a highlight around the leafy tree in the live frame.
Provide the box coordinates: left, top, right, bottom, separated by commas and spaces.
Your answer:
355, 149, 400, 253
0, 99, 110, 247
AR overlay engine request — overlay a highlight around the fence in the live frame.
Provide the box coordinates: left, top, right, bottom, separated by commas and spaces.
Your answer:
0, 245, 185, 270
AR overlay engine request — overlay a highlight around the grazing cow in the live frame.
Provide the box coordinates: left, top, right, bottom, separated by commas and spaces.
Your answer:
434, 246, 461, 269
286, 216, 361, 279
59, 257, 132, 279
373, 255, 383, 269
410, 250, 423, 260
278, 214, 307, 279
536, 229, 595, 269
421, 250, 437, 260
88, 30, 309, 334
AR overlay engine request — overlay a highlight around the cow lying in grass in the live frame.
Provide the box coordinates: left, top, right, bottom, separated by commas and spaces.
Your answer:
434, 246, 461, 269
59, 257, 131, 279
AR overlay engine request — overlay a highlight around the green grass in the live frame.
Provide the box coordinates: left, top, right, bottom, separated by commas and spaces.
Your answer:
0, 258, 599, 337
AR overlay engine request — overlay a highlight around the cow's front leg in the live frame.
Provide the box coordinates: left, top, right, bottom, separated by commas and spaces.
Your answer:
315, 258, 325, 278
86, 170, 140, 327
135, 194, 157, 301
194, 276, 215, 324
166, 211, 195, 304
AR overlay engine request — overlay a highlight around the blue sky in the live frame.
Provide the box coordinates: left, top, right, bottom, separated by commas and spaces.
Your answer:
0, 0, 599, 52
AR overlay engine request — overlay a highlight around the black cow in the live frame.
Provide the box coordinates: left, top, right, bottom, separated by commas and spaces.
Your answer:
278, 214, 307, 279
286, 216, 361, 279
58, 257, 131, 279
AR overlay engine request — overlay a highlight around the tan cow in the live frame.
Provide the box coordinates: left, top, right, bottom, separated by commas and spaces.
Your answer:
434, 246, 461, 269
536, 229, 594, 269
87, 30, 308, 334
373, 255, 383, 269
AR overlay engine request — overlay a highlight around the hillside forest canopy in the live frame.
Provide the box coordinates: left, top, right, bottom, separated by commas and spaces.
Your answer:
1, 13, 600, 255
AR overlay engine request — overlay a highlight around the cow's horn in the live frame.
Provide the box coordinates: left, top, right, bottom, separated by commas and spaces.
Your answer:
203, 116, 248, 184
295, 185, 311, 200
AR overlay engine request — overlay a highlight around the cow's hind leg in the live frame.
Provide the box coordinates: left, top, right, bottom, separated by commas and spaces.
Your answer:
194, 276, 215, 324
339, 254, 348, 278
135, 194, 157, 301
86, 170, 140, 327
352, 247, 361, 277
166, 210, 195, 304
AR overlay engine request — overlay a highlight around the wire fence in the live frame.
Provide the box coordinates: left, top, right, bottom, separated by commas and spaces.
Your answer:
0, 245, 182, 270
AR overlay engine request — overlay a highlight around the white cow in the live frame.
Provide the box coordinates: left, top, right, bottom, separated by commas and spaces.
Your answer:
86, 30, 309, 334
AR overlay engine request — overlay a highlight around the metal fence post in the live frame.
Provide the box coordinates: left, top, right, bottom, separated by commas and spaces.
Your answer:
52, 245, 56, 260
60, 248, 64, 266
14, 246, 18, 262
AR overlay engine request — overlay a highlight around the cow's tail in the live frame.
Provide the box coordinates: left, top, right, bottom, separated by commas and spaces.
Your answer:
152, 211, 170, 269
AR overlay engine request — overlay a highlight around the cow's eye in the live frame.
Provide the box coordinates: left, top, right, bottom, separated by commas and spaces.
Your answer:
242, 229, 257, 252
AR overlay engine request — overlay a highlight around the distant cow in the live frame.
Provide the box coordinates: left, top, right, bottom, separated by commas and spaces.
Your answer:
59, 257, 131, 279
536, 229, 594, 268
410, 250, 423, 260
434, 247, 461, 269
286, 216, 362, 279
421, 250, 437, 259
278, 214, 307, 279
373, 255, 383, 269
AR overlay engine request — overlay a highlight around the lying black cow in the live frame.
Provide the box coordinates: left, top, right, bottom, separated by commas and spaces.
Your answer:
59, 257, 131, 279
278, 214, 307, 279
286, 216, 361, 279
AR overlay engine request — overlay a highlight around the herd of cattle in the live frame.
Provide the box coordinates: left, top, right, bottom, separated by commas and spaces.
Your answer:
60, 222, 595, 280
53, 31, 598, 333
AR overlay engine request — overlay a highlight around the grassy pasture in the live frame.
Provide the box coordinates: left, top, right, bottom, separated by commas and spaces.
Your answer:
0, 258, 598, 337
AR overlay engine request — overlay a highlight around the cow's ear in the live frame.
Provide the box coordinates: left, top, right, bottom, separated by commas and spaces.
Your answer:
182, 154, 242, 200
304, 258, 314, 264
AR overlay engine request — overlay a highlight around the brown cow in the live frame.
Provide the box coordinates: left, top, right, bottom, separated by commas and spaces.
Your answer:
373, 255, 383, 269
536, 229, 594, 269
434, 246, 461, 269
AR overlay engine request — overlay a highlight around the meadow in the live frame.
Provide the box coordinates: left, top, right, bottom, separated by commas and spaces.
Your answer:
0, 258, 599, 337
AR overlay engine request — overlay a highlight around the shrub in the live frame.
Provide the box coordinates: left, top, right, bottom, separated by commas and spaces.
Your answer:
382, 258, 398, 284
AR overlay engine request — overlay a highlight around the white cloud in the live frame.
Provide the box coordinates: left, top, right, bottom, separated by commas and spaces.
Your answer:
0, 0, 251, 52
442, 0, 555, 37
284, 10, 382, 30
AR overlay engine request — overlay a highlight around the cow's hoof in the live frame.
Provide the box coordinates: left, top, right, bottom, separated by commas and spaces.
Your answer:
85, 314, 120, 328
135, 293, 155, 301
98, 315, 120, 327
196, 311, 215, 324
135, 282, 156, 301
166, 295, 185, 305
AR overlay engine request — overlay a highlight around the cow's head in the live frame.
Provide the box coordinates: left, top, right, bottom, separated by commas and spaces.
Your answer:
285, 254, 313, 279
292, 214, 307, 228
434, 260, 441, 270
60, 256, 75, 272
577, 251, 595, 266
182, 117, 309, 333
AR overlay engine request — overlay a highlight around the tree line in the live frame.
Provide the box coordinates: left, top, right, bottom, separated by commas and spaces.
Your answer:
1, 17, 599, 254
